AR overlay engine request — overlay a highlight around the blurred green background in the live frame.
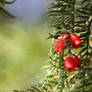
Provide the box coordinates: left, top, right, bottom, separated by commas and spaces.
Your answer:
0, 21, 51, 92
0, 0, 52, 91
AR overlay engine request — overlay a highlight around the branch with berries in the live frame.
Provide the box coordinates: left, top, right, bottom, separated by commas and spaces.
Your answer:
54, 33, 82, 72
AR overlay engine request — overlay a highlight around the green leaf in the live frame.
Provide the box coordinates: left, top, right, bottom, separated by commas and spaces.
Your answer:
27, 86, 42, 92
79, 47, 87, 55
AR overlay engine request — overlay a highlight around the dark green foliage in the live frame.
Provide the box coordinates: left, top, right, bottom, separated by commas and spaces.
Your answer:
0, 0, 15, 17
15, 0, 92, 92
46, 0, 92, 92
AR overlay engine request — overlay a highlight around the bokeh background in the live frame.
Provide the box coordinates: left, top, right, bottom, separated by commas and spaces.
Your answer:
0, 0, 51, 91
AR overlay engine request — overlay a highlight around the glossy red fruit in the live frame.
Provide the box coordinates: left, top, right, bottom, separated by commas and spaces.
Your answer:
70, 33, 82, 49
53, 38, 65, 52
61, 34, 70, 41
64, 56, 76, 72
72, 54, 81, 67
53, 34, 70, 52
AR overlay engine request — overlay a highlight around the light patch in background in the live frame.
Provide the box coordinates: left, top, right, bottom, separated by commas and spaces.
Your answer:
6, 0, 50, 22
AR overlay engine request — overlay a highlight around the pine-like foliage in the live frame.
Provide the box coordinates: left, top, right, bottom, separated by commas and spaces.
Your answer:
14, 0, 92, 92
0, 0, 16, 17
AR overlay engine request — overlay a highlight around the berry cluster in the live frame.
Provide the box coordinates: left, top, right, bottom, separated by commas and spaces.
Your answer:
64, 54, 81, 72
53, 33, 82, 72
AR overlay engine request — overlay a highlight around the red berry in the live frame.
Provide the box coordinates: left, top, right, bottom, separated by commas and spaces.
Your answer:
72, 54, 81, 67
61, 34, 70, 40
53, 38, 65, 52
70, 33, 82, 49
64, 56, 76, 72
53, 34, 70, 52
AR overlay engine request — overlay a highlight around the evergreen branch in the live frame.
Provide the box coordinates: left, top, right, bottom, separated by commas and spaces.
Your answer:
0, 0, 15, 17
72, 0, 75, 33
59, 51, 64, 91
4, 0, 16, 4
0, 6, 15, 17
86, 17, 92, 65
